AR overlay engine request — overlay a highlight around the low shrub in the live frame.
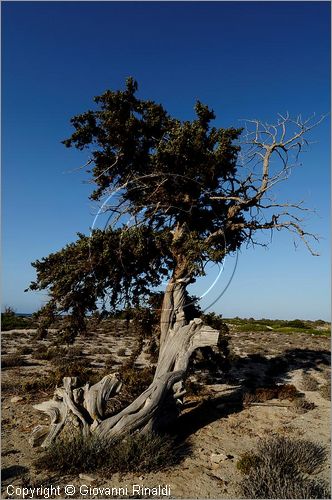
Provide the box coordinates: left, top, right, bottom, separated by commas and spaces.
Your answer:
20, 375, 55, 393
34, 346, 66, 361
236, 452, 260, 474
1, 311, 35, 331
119, 365, 154, 401
117, 348, 127, 356
2, 354, 27, 368
301, 372, 319, 391
16, 346, 33, 355
243, 384, 300, 406
283, 319, 308, 329
51, 358, 92, 386
293, 397, 316, 414
319, 382, 331, 400
239, 436, 330, 499
35, 431, 190, 474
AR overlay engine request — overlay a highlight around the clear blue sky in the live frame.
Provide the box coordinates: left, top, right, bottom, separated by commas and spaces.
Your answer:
2, 1, 330, 320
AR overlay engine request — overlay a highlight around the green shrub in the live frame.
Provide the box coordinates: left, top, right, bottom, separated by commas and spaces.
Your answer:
20, 375, 55, 393
35, 431, 190, 474
283, 319, 308, 329
239, 437, 330, 499
1, 311, 35, 331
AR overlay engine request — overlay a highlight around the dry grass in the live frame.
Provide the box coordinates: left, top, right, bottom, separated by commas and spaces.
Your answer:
301, 372, 319, 391
243, 384, 300, 406
319, 381, 331, 400
2, 354, 27, 368
34, 431, 191, 474
292, 397, 316, 414
239, 436, 330, 499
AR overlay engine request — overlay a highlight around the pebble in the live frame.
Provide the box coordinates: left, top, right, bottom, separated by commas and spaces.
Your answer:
210, 452, 228, 463
10, 396, 24, 403
79, 473, 97, 482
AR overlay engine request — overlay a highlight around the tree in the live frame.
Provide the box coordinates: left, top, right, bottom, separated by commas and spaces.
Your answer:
28, 78, 322, 448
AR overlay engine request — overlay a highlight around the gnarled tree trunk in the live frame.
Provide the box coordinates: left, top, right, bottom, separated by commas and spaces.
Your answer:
30, 278, 220, 448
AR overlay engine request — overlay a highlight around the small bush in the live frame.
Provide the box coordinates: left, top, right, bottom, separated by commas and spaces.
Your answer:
34, 346, 66, 361
293, 397, 316, 414
319, 382, 331, 400
241, 464, 330, 499
103, 355, 118, 371
51, 358, 92, 385
236, 452, 260, 474
119, 366, 154, 401
20, 375, 55, 393
2, 354, 26, 368
243, 384, 300, 406
301, 372, 319, 391
35, 431, 190, 474
117, 348, 127, 356
283, 319, 308, 329
66, 345, 84, 357
16, 346, 33, 355
1, 311, 35, 331
239, 437, 330, 499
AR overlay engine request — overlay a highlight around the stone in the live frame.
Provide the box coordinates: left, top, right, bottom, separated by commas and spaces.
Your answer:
79, 473, 96, 483
210, 452, 228, 464
11, 396, 24, 403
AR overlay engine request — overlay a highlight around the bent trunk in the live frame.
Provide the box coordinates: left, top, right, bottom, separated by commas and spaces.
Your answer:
30, 279, 220, 448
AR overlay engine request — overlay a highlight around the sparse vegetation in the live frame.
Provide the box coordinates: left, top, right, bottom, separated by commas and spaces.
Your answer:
243, 384, 300, 406
293, 397, 316, 414
2, 354, 27, 368
1, 308, 36, 331
301, 372, 319, 391
319, 382, 331, 400
239, 436, 330, 499
15, 346, 33, 355
119, 365, 154, 401
34, 431, 190, 474
224, 317, 330, 336
237, 452, 260, 474
117, 348, 127, 357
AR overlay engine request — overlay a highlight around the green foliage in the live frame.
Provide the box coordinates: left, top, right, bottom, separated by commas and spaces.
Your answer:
27, 79, 249, 339
225, 317, 331, 336
35, 431, 190, 474
239, 437, 330, 499
1, 309, 35, 331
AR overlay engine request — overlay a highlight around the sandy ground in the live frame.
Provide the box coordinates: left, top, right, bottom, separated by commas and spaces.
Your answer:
1, 324, 331, 499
